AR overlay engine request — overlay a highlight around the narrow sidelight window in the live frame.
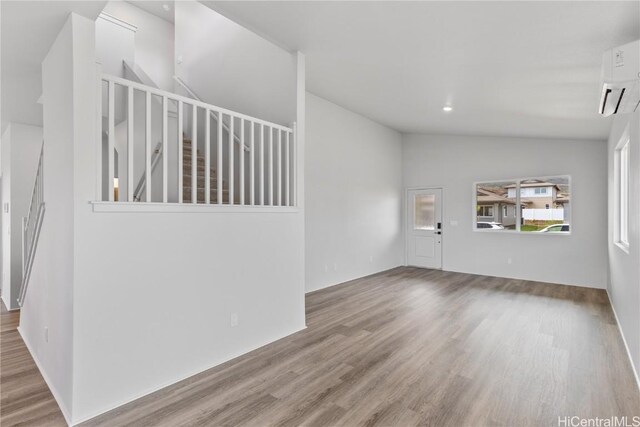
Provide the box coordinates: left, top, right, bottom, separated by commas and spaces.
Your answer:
616, 134, 630, 250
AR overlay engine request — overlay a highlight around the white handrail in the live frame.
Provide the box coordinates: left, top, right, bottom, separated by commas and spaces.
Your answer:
173, 76, 250, 152
172, 75, 199, 100
102, 73, 293, 132
18, 143, 45, 306
133, 141, 163, 202
99, 73, 296, 207
123, 60, 157, 89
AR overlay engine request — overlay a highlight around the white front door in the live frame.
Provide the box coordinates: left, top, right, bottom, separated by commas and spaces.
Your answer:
406, 188, 442, 269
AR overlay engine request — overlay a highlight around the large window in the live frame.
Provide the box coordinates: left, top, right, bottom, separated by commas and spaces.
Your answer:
475, 181, 516, 231
474, 176, 571, 234
616, 135, 630, 251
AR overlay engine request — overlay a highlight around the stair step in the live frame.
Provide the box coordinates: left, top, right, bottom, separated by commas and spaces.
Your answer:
183, 187, 230, 194
183, 181, 226, 191
183, 165, 217, 175
182, 155, 204, 166
183, 175, 224, 187
183, 188, 230, 203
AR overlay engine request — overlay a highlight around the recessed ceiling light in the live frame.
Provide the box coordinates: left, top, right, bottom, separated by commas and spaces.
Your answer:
442, 106, 453, 112
162, 4, 170, 11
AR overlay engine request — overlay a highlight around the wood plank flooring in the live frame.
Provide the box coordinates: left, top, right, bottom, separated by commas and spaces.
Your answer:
83, 267, 639, 426
1, 300, 66, 426
3, 268, 640, 426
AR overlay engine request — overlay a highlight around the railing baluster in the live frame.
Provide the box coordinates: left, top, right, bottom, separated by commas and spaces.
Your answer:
108, 81, 115, 202
277, 129, 282, 206
268, 127, 273, 206
205, 109, 211, 205
96, 74, 103, 200
292, 123, 297, 207
98, 75, 295, 208
39, 154, 42, 199
145, 91, 152, 202
217, 112, 223, 205
260, 124, 265, 205
162, 96, 168, 203
21, 217, 26, 297
285, 130, 290, 207
101, 74, 292, 132
239, 119, 245, 205
250, 122, 255, 206
191, 104, 197, 204
127, 86, 134, 202
178, 100, 183, 204
229, 116, 234, 205
19, 145, 45, 306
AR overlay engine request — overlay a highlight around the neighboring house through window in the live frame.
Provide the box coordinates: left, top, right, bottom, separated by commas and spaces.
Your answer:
478, 206, 493, 217
476, 177, 571, 233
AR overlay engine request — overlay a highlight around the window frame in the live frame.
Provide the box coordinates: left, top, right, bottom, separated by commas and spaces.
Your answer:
476, 205, 494, 217
615, 130, 630, 253
473, 175, 572, 235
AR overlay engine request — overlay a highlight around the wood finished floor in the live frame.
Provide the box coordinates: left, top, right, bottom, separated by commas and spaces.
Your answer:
1, 300, 66, 426
3, 268, 640, 426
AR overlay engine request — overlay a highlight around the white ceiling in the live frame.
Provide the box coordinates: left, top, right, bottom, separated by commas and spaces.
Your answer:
211, 1, 640, 140
126, 1, 175, 24
1, 1, 107, 128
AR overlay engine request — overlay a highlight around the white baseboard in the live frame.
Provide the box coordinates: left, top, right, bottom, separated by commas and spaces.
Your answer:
442, 265, 606, 290
305, 264, 404, 294
70, 324, 307, 426
2, 294, 19, 311
606, 290, 640, 392
17, 327, 72, 426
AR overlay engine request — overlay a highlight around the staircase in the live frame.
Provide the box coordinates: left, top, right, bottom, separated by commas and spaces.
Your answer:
182, 138, 229, 204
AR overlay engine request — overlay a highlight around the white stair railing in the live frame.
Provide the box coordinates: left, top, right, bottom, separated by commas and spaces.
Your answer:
173, 76, 250, 152
133, 141, 163, 202
98, 73, 296, 207
18, 144, 45, 306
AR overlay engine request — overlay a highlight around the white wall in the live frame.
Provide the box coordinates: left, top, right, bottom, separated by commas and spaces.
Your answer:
305, 93, 403, 292
175, 1, 296, 126
15, 13, 306, 424
71, 27, 306, 422
403, 134, 608, 289
72, 211, 306, 422
95, 12, 135, 77
1, 126, 11, 307
101, 1, 175, 91
0, 123, 43, 309
19, 15, 79, 423
607, 109, 640, 383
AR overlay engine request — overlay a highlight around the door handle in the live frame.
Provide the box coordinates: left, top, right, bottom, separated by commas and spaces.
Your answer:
436, 231, 442, 235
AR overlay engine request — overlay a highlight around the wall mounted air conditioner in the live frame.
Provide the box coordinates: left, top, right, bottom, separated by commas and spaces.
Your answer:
599, 40, 640, 116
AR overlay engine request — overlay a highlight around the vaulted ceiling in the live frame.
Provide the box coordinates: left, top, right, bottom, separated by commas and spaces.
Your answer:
210, 1, 640, 140
2, 1, 639, 141
1, 1, 107, 129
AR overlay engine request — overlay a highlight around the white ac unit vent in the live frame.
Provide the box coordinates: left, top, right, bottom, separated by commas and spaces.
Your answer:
599, 40, 640, 117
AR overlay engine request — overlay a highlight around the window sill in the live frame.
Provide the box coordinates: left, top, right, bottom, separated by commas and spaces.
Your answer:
90, 201, 299, 214
614, 241, 630, 254
473, 229, 571, 236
